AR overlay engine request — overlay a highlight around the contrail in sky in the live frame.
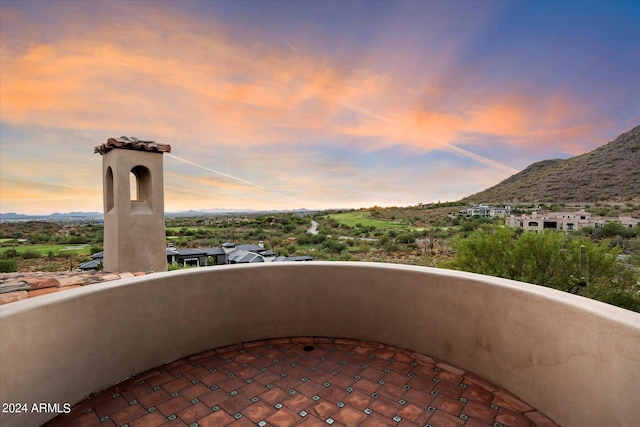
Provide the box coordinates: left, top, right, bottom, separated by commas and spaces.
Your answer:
166, 153, 296, 201
342, 102, 518, 175
280, 37, 298, 53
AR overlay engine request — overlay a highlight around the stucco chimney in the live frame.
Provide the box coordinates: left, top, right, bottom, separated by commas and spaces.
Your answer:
95, 137, 171, 273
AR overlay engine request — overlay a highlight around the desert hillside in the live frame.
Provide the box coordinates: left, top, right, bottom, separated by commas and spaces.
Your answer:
464, 126, 640, 204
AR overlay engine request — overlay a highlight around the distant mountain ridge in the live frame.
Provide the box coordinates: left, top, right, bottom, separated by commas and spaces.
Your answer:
464, 125, 640, 204
0, 208, 316, 222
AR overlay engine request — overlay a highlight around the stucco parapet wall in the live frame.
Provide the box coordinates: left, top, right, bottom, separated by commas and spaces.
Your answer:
94, 136, 171, 155
0, 271, 149, 305
1, 263, 638, 427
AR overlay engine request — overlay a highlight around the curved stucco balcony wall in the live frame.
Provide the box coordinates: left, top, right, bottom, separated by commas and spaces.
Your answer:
1, 262, 638, 426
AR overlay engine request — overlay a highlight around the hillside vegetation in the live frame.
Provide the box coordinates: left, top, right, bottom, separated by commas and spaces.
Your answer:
464, 125, 640, 204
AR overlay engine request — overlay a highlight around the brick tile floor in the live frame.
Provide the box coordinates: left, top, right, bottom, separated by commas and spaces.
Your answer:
43, 338, 558, 427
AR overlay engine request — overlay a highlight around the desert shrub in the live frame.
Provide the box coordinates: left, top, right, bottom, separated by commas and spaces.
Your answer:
21, 249, 41, 259
395, 232, 415, 244
0, 259, 18, 273
2, 248, 18, 259
322, 239, 347, 254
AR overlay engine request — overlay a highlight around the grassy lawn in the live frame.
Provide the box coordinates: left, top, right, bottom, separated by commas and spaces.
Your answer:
0, 238, 15, 243
326, 211, 407, 229
4, 244, 92, 256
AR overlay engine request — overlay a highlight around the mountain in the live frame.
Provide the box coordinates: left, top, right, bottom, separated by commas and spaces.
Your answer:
464, 125, 640, 204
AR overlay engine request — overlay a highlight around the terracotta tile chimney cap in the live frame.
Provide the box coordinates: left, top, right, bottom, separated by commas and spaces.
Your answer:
94, 136, 172, 155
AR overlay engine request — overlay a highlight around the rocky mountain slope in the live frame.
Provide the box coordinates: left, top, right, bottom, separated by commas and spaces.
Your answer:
464, 125, 640, 204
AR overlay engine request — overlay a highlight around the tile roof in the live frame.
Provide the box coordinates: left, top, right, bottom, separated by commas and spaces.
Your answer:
228, 249, 264, 264
43, 337, 558, 427
0, 271, 150, 305
94, 136, 172, 155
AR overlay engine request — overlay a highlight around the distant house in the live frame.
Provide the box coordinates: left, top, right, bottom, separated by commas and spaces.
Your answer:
505, 210, 640, 233
167, 247, 227, 267
464, 204, 512, 218
79, 252, 104, 271
167, 241, 313, 267
227, 249, 264, 264
88, 242, 312, 271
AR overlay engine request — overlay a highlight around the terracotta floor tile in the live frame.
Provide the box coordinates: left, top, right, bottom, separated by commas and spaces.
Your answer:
329, 373, 357, 389
464, 418, 494, 427
45, 338, 553, 427
176, 401, 212, 424
427, 410, 465, 427
266, 407, 300, 427
282, 392, 313, 412
93, 395, 130, 418
162, 417, 189, 426
373, 348, 397, 360
396, 402, 426, 424
156, 395, 191, 417
164, 360, 193, 376
463, 373, 499, 392
196, 409, 235, 427
218, 394, 251, 415
377, 383, 406, 401
237, 380, 268, 399
360, 366, 386, 382
338, 362, 364, 377
431, 393, 464, 416
360, 414, 394, 426
306, 368, 334, 383
180, 366, 210, 382
308, 399, 338, 419
384, 371, 410, 387
495, 407, 533, 427
404, 388, 436, 406
462, 385, 495, 405
217, 375, 247, 392
161, 377, 192, 395
254, 370, 282, 386
297, 414, 330, 426
370, 396, 401, 418
320, 384, 349, 403
342, 390, 373, 410
121, 382, 155, 402
177, 383, 210, 401
259, 387, 289, 405
145, 371, 175, 388
242, 400, 275, 422
462, 400, 497, 424
332, 406, 368, 424
274, 374, 303, 391
367, 356, 393, 370
436, 362, 467, 377
434, 380, 464, 399
199, 387, 232, 407
354, 377, 381, 395
110, 403, 149, 425
138, 388, 171, 409
388, 360, 413, 376
297, 380, 327, 397
197, 370, 228, 387
437, 369, 464, 385
128, 411, 168, 427
492, 389, 535, 413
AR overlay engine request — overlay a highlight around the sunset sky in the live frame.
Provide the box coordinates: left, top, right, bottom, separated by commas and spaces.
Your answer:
1, 0, 638, 214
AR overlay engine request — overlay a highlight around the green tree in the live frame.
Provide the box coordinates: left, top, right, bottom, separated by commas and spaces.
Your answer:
447, 227, 640, 312
448, 227, 519, 279
514, 231, 566, 287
